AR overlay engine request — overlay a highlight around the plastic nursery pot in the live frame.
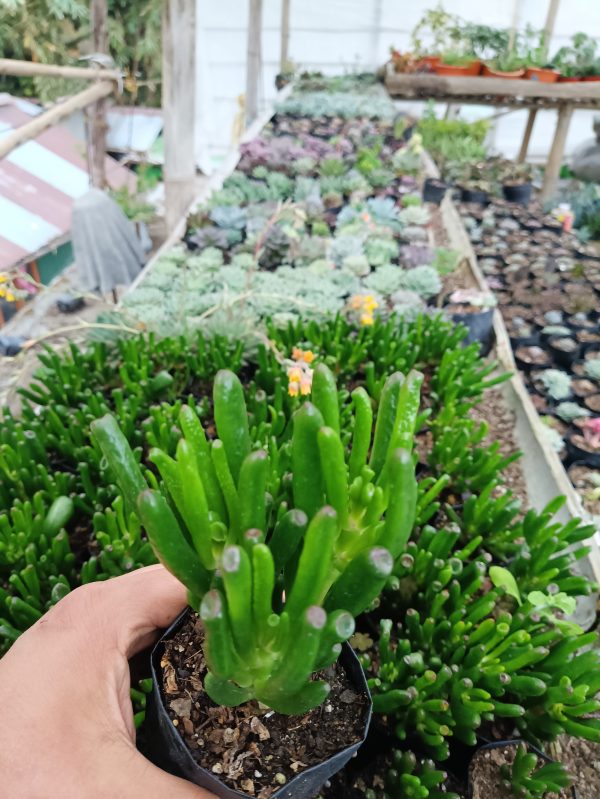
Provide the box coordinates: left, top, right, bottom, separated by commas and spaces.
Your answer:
502, 183, 533, 204
417, 55, 441, 69
548, 336, 582, 369
514, 345, 552, 372
467, 739, 578, 799
459, 187, 489, 205
434, 60, 481, 77
565, 429, 600, 468
558, 75, 581, 83
422, 177, 448, 204
583, 75, 600, 81
524, 67, 559, 83
450, 308, 495, 356
482, 65, 525, 79
584, 394, 600, 413
145, 609, 373, 799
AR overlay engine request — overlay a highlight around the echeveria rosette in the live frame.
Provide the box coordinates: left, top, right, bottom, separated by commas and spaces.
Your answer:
91, 365, 421, 715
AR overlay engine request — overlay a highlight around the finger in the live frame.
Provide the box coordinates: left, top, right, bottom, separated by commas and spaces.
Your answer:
112, 748, 217, 799
33, 565, 189, 658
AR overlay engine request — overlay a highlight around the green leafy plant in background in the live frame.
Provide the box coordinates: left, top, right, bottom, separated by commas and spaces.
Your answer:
91, 366, 423, 713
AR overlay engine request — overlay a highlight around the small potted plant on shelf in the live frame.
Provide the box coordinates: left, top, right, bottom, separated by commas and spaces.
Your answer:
567, 417, 600, 467
553, 32, 598, 82
91, 366, 423, 799
434, 50, 482, 76
499, 162, 534, 204
446, 288, 497, 353
482, 51, 526, 79
521, 28, 559, 82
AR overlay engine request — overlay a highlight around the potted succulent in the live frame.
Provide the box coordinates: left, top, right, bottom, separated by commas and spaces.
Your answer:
482, 51, 526, 79
446, 288, 497, 354
567, 417, 600, 467
91, 366, 423, 799
469, 739, 575, 799
422, 176, 448, 204
434, 51, 482, 76
499, 162, 534, 204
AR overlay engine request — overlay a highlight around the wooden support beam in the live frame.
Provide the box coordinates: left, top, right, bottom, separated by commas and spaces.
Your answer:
280, 0, 291, 72
543, 0, 561, 44
518, 109, 538, 162
0, 58, 120, 82
0, 81, 114, 161
89, 0, 109, 188
541, 104, 573, 202
162, 0, 197, 234
246, 0, 263, 125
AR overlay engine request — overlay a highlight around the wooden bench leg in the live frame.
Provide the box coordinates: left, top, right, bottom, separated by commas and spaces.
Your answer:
540, 104, 573, 203
518, 108, 537, 163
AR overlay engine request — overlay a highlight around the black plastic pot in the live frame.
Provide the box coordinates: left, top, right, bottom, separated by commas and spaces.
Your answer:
145, 609, 372, 799
502, 182, 533, 204
450, 308, 495, 356
547, 335, 582, 369
509, 333, 541, 349
565, 429, 600, 468
459, 187, 489, 205
0, 335, 26, 356
514, 346, 552, 373
422, 177, 448, 204
468, 739, 578, 799
56, 294, 85, 314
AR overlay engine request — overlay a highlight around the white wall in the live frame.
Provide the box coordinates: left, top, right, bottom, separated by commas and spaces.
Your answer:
195, 0, 600, 167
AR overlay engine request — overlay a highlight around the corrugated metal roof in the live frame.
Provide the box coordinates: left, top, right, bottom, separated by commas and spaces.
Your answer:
106, 106, 163, 154
0, 95, 136, 272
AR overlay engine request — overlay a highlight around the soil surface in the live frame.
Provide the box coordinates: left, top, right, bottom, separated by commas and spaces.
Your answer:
469, 744, 571, 799
470, 384, 528, 509
552, 735, 600, 799
160, 613, 370, 798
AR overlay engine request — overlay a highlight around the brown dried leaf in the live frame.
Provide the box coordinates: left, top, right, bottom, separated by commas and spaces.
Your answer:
250, 716, 271, 741
170, 698, 192, 717
240, 779, 255, 795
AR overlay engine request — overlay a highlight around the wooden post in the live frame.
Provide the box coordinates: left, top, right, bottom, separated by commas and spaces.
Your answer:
508, 0, 520, 52
280, 0, 291, 73
0, 58, 121, 81
541, 104, 573, 202
518, 109, 538, 162
0, 81, 114, 160
246, 0, 263, 125
543, 0, 561, 45
89, 0, 109, 188
162, 0, 197, 233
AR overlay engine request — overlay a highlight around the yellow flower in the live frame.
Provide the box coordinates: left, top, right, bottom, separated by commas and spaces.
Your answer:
287, 365, 302, 382
350, 295, 363, 310
300, 378, 312, 396
292, 347, 303, 361
5, 291, 15, 302
360, 313, 374, 326
288, 381, 300, 397
302, 350, 315, 364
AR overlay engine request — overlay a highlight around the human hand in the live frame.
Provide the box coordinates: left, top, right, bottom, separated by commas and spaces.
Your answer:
0, 565, 215, 798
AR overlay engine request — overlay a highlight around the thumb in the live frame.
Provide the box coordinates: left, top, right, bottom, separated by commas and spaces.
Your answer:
114, 748, 217, 798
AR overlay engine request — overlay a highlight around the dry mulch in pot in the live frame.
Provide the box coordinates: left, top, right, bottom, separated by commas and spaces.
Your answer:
160, 613, 370, 798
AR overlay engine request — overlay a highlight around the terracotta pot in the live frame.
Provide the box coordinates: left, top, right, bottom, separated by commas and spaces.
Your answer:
418, 55, 441, 69
558, 75, 581, 82
482, 64, 525, 79
583, 75, 600, 81
435, 60, 481, 77
524, 67, 559, 83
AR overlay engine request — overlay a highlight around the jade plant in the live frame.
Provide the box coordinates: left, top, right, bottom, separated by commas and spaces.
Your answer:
500, 743, 573, 799
91, 365, 422, 714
